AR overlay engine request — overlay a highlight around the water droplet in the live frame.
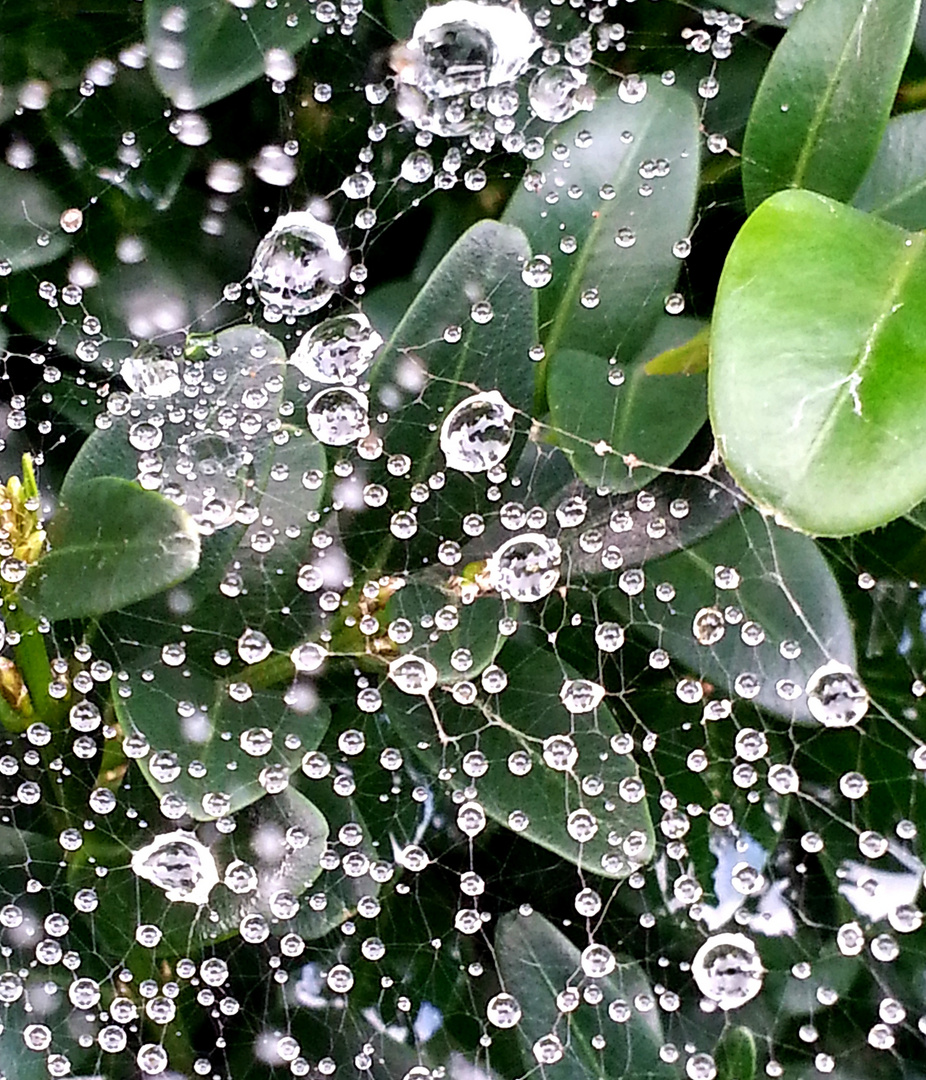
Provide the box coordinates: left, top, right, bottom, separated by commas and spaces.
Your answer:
805, 661, 869, 727
529, 65, 595, 122
617, 73, 647, 103
306, 387, 370, 446
692, 607, 725, 646
290, 313, 383, 384
691, 932, 764, 1009
487, 992, 521, 1028
131, 830, 219, 905
389, 654, 438, 696
560, 678, 605, 713
440, 390, 515, 472
490, 533, 561, 601
250, 210, 349, 316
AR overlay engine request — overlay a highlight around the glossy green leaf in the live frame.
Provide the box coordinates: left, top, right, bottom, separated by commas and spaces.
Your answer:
853, 110, 926, 229
547, 318, 707, 493
113, 656, 329, 819
495, 910, 675, 1080
614, 507, 856, 722
144, 0, 316, 108
19, 477, 200, 620
371, 219, 537, 463
383, 635, 654, 878
742, 0, 920, 210
0, 161, 70, 271
711, 188, 926, 535
715, 1026, 757, 1080
503, 82, 699, 366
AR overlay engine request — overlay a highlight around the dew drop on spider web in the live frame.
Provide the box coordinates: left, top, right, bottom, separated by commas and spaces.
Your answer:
250, 210, 349, 317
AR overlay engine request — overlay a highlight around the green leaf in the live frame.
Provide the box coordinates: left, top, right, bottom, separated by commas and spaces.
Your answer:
715, 1026, 757, 1080
710, 187, 926, 535
382, 580, 506, 683
0, 161, 70, 271
383, 634, 654, 879
19, 477, 200, 620
853, 110, 926, 229
615, 507, 856, 722
495, 910, 675, 1080
113, 656, 330, 819
503, 82, 699, 367
71, 786, 328, 959
144, 0, 316, 108
742, 0, 920, 210
547, 318, 708, 493
371, 219, 537, 464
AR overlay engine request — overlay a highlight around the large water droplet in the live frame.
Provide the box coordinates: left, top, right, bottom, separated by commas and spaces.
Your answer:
306, 387, 370, 446
529, 65, 594, 122
691, 932, 764, 1010
805, 660, 869, 728
121, 347, 181, 398
440, 390, 515, 472
490, 533, 561, 601
291, 312, 383, 384
250, 210, 349, 316
130, 830, 220, 905
389, 654, 439, 696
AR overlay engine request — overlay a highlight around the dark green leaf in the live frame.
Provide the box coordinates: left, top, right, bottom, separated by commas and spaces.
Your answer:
384, 634, 654, 878
71, 785, 328, 958
710, 188, 926, 535
371, 219, 537, 465
742, 0, 920, 210
503, 82, 699, 367
615, 507, 856, 722
853, 110, 926, 229
145, 0, 316, 108
0, 161, 70, 271
546, 318, 707, 493
113, 656, 329, 819
383, 580, 506, 683
495, 909, 675, 1080
19, 477, 200, 620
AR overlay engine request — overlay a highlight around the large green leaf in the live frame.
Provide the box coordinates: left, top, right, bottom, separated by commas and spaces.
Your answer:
547, 318, 707, 494
711, 188, 926, 535
383, 635, 654, 879
19, 477, 200, 620
503, 83, 699, 367
742, 0, 920, 210
0, 161, 70, 271
495, 910, 675, 1080
371, 219, 537, 463
145, 0, 316, 108
352, 220, 537, 573
113, 655, 329, 819
853, 110, 926, 230
611, 507, 857, 722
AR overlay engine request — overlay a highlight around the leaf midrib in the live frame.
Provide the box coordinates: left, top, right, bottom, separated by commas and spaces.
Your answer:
795, 229, 925, 488
791, 0, 876, 189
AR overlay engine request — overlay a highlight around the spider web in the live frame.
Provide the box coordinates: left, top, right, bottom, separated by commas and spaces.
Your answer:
1, 1, 925, 1079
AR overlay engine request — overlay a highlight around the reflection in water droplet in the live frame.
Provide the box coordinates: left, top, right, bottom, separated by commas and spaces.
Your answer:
121, 348, 181, 398
805, 660, 869, 728
290, 313, 383, 384
490, 533, 561, 601
389, 654, 439, 696
306, 387, 370, 446
440, 390, 515, 472
131, 830, 219, 905
691, 932, 764, 1009
250, 210, 349, 316
486, 991, 521, 1028
529, 65, 595, 122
